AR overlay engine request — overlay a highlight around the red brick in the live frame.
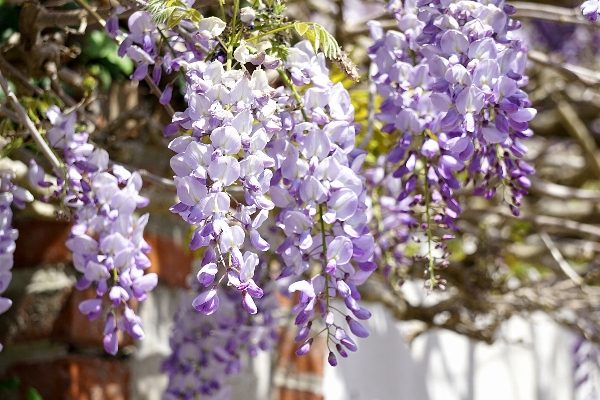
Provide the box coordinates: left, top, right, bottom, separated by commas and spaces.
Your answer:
279, 388, 323, 400
3, 355, 129, 400
0, 285, 72, 345
13, 218, 192, 288
53, 289, 134, 349
145, 233, 193, 288
274, 320, 326, 399
13, 220, 72, 268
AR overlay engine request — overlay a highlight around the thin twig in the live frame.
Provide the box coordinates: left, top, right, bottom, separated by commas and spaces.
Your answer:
529, 50, 600, 88
0, 54, 44, 97
554, 97, 600, 180
529, 177, 600, 201
72, 0, 106, 27
539, 230, 584, 285
512, 2, 589, 26
0, 105, 19, 123
144, 76, 175, 117
0, 71, 62, 175
463, 207, 600, 239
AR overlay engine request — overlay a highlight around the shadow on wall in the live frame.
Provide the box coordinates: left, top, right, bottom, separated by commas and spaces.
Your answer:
323, 302, 575, 400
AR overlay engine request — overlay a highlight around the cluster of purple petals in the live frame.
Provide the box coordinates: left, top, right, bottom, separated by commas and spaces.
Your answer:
167, 53, 283, 316
364, 156, 414, 274
110, 10, 206, 87
0, 170, 33, 351
581, 0, 600, 22
110, 9, 278, 111
162, 273, 278, 400
574, 336, 600, 399
268, 41, 376, 362
32, 106, 157, 354
165, 37, 376, 359
368, 0, 536, 238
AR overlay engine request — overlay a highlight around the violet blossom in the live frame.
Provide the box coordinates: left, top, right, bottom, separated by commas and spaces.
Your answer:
34, 106, 157, 354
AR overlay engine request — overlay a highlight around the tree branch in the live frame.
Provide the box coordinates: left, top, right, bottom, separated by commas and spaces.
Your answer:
512, 2, 588, 26
539, 230, 584, 285
0, 70, 62, 175
554, 96, 600, 180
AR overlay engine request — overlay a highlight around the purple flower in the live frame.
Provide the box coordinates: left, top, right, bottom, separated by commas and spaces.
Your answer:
192, 287, 220, 315
295, 339, 313, 356
346, 316, 370, 338
581, 0, 600, 21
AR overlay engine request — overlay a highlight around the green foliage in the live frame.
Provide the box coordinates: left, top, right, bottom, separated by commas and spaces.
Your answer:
0, 377, 19, 393
27, 387, 43, 400
272, 0, 287, 14
146, 0, 202, 29
293, 22, 341, 60
0, 134, 23, 159
83, 31, 134, 76
0, 378, 44, 400
20, 92, 63, 124
78, 30, 134, 90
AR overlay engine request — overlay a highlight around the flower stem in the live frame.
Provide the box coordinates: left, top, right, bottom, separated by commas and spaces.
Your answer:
247, 24, 295, 43
226, 0, 240, 71
277, 69, 308, 121
422, 156, 437, 289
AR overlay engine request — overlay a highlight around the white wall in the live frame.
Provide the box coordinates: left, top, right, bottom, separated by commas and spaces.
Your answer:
323, 304, 575, 400
129, 284, 579, 400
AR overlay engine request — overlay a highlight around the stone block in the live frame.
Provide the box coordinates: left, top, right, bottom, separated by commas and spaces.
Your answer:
2, 355, 129, 400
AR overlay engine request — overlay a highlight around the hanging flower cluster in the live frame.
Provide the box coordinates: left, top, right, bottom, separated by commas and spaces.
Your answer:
268, 41, 375, 362
0, 0, 544, 389
30, 106, 157, 354
367, 0, 535, 286
0, 169, 33, 351
162, 264, 278, 400
167, 57, 281, 316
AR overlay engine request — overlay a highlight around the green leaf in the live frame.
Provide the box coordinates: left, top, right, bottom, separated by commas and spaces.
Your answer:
146, 0, 201, 27
273, 0, 287, 15
293, 22, 308, 36
26, 387, 43, 400
82, 31, 133, 75
293, 23, 341, 61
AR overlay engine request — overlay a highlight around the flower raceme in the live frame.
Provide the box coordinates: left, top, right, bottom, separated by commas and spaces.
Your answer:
168, 59, 280, 317
165, 37, 375, 362
162, 264, 278, 400
270, 42, 376, 360
368, 0, 536, 286
31, 106, 157, 355
0, 170, 33, 352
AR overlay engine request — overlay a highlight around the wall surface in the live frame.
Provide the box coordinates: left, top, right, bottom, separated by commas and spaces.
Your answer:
323, 302, 575, 400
